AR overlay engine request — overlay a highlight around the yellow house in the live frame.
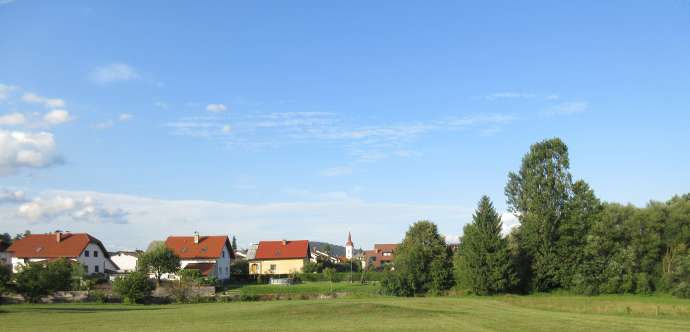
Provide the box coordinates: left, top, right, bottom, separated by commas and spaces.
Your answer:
249, 240, 310, 275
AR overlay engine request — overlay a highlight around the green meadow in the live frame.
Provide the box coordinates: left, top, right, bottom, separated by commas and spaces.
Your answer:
2, 294, 690, 331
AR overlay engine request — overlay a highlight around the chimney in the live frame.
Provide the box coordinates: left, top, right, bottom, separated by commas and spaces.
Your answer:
193, 231, 200, 244
56, 231, 62, 243
282, 239, 287, 245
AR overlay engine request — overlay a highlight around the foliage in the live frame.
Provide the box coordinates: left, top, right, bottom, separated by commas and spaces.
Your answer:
455, 196, 516, 294
13, 258, 76, 302
112, 271, 153, 304
323, 268, 337, 292
0, 264, 11, 296
169, 269, 202, 303
381, 220, 453, 296
137, 243, 181, 284
505, 138, 572, 291
231, 260, 248, 275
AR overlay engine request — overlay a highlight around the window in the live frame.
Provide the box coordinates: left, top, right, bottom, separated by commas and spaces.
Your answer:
383, 252, 392, 257
94, 251, 98, 257
222, 251, 225, 258
84, 250, 90, 257
95, 265, 99, 273
84, 265, 88, 273
270, 264, 277, 273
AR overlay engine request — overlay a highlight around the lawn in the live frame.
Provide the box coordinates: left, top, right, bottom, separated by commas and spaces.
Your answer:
2, 294, 690, 331
231, 281, 378, 296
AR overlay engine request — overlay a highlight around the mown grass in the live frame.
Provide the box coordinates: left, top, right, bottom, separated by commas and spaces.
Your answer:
231, 281, 379, 296
1, 294, 690, 331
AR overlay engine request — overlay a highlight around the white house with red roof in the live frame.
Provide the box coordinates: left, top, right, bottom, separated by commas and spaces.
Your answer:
7, 232, 118, 275
249, 240, 310, 275
164, 232, 234, 281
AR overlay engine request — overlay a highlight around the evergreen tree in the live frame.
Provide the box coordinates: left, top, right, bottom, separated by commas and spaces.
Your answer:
456, 196, 516, 294
381, 220, 453, 296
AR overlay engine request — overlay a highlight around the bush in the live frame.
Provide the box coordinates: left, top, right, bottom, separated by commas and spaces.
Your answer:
113, 272, 153, 304
0, 264, 11, 296
14, 258, 76, 302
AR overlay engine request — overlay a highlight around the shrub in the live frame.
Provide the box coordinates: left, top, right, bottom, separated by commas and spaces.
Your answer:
14, 258, 75, 302
113, 272, 153, 304
0, 264, 11, 296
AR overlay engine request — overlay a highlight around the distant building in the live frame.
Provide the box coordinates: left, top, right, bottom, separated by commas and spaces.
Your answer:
249, 240, 310, 275
345, 232, 354, 259
0, 240, 11, 268
363, 243, 399, 269
109, 250, 141, 272
7, 232, 118, 275
310, 248, 338, 264
164, 232, 234, 281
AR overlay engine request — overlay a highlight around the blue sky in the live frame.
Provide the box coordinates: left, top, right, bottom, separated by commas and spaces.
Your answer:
1, 1, 689, 250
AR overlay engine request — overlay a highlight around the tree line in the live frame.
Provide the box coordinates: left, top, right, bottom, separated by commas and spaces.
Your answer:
382, 138, 690, 297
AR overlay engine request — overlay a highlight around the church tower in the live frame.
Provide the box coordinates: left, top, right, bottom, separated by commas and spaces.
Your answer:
345, 232, 354, 259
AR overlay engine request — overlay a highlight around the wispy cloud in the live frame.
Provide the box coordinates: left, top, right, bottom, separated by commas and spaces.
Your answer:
21, 92, 66, 109
481, 92, 559, 101
16, 194, 127, 224
94, 113, 135, 130
89, 63, 140, 84
544, 101, 588, 115
320, 166, 353, 177
0, 84, 17, 100
206, 104, 228, 113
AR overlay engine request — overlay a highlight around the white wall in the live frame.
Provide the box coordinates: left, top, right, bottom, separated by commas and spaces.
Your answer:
77, 243, 107, 275
111, 253, 138, 272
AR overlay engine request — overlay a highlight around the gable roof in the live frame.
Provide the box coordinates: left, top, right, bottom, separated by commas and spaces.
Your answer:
183, 262, 216, 276
254, 240, 310, 260
165, 235, 234, 259
7, 233, 110, 259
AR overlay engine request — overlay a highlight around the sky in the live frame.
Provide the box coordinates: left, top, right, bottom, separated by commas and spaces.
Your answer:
1, 1, 689, 251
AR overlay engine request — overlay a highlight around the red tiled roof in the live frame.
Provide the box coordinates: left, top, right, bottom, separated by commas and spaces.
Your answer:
7, 233, 108, 258
165, 235, 234, 259
183, 262, 216, 276
374, 244, 399, 252
254, 240, 310, 260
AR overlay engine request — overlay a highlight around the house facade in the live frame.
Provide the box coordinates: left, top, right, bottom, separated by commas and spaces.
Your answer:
109, 250, 141, 272
363, 243, 399, 269
164, 233, 234, 280
249, 240, 310, 275
0, 240, 11, 268
7, 232, 118, 275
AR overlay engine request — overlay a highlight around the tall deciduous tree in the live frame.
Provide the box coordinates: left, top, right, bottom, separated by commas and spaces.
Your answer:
381, 220, 453, 296
137, 243, 181, 284
505, 138, 572, 291
456, 196, 516, 294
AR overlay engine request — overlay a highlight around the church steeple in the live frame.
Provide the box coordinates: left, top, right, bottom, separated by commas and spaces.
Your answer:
345, 232, 354, 259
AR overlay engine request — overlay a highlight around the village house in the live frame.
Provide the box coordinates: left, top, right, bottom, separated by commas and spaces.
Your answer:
249, 240, 310, 275
363, 243, 399, 269
0, 240, 11, 268
6, 232, 118, 275
164, 232, 234, 281
109, 250, 141, 272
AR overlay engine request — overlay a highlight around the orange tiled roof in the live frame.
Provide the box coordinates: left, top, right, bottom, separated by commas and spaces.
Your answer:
165, 235, 233, 259
7, 233, 108, 258
254, 240, 310, 260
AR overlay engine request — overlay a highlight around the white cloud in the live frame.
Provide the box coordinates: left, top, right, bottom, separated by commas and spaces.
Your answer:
0, 84, 17, 100
320, 166, 353, 177
21, 93, 66, 109
206, 104, 227, 113
501, 212, 520, 236
43, 109, 71, 125
119, 113, 133, 121
545, 101, 588, 115
0, 113, 26, 126
89, 63, 140, 84
0, 189, 26, 204
0, 189, 473, 250
0, 130, 61, 175
17, 195, 127, 224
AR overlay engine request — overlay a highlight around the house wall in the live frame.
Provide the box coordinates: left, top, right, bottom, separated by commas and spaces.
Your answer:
77, 243, 107, 275
111, 253, 138, 272
248, 258, 307, 275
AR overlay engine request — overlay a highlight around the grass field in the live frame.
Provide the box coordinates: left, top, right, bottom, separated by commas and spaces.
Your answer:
230, 281, 378, 296
2, 294, 690, 331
